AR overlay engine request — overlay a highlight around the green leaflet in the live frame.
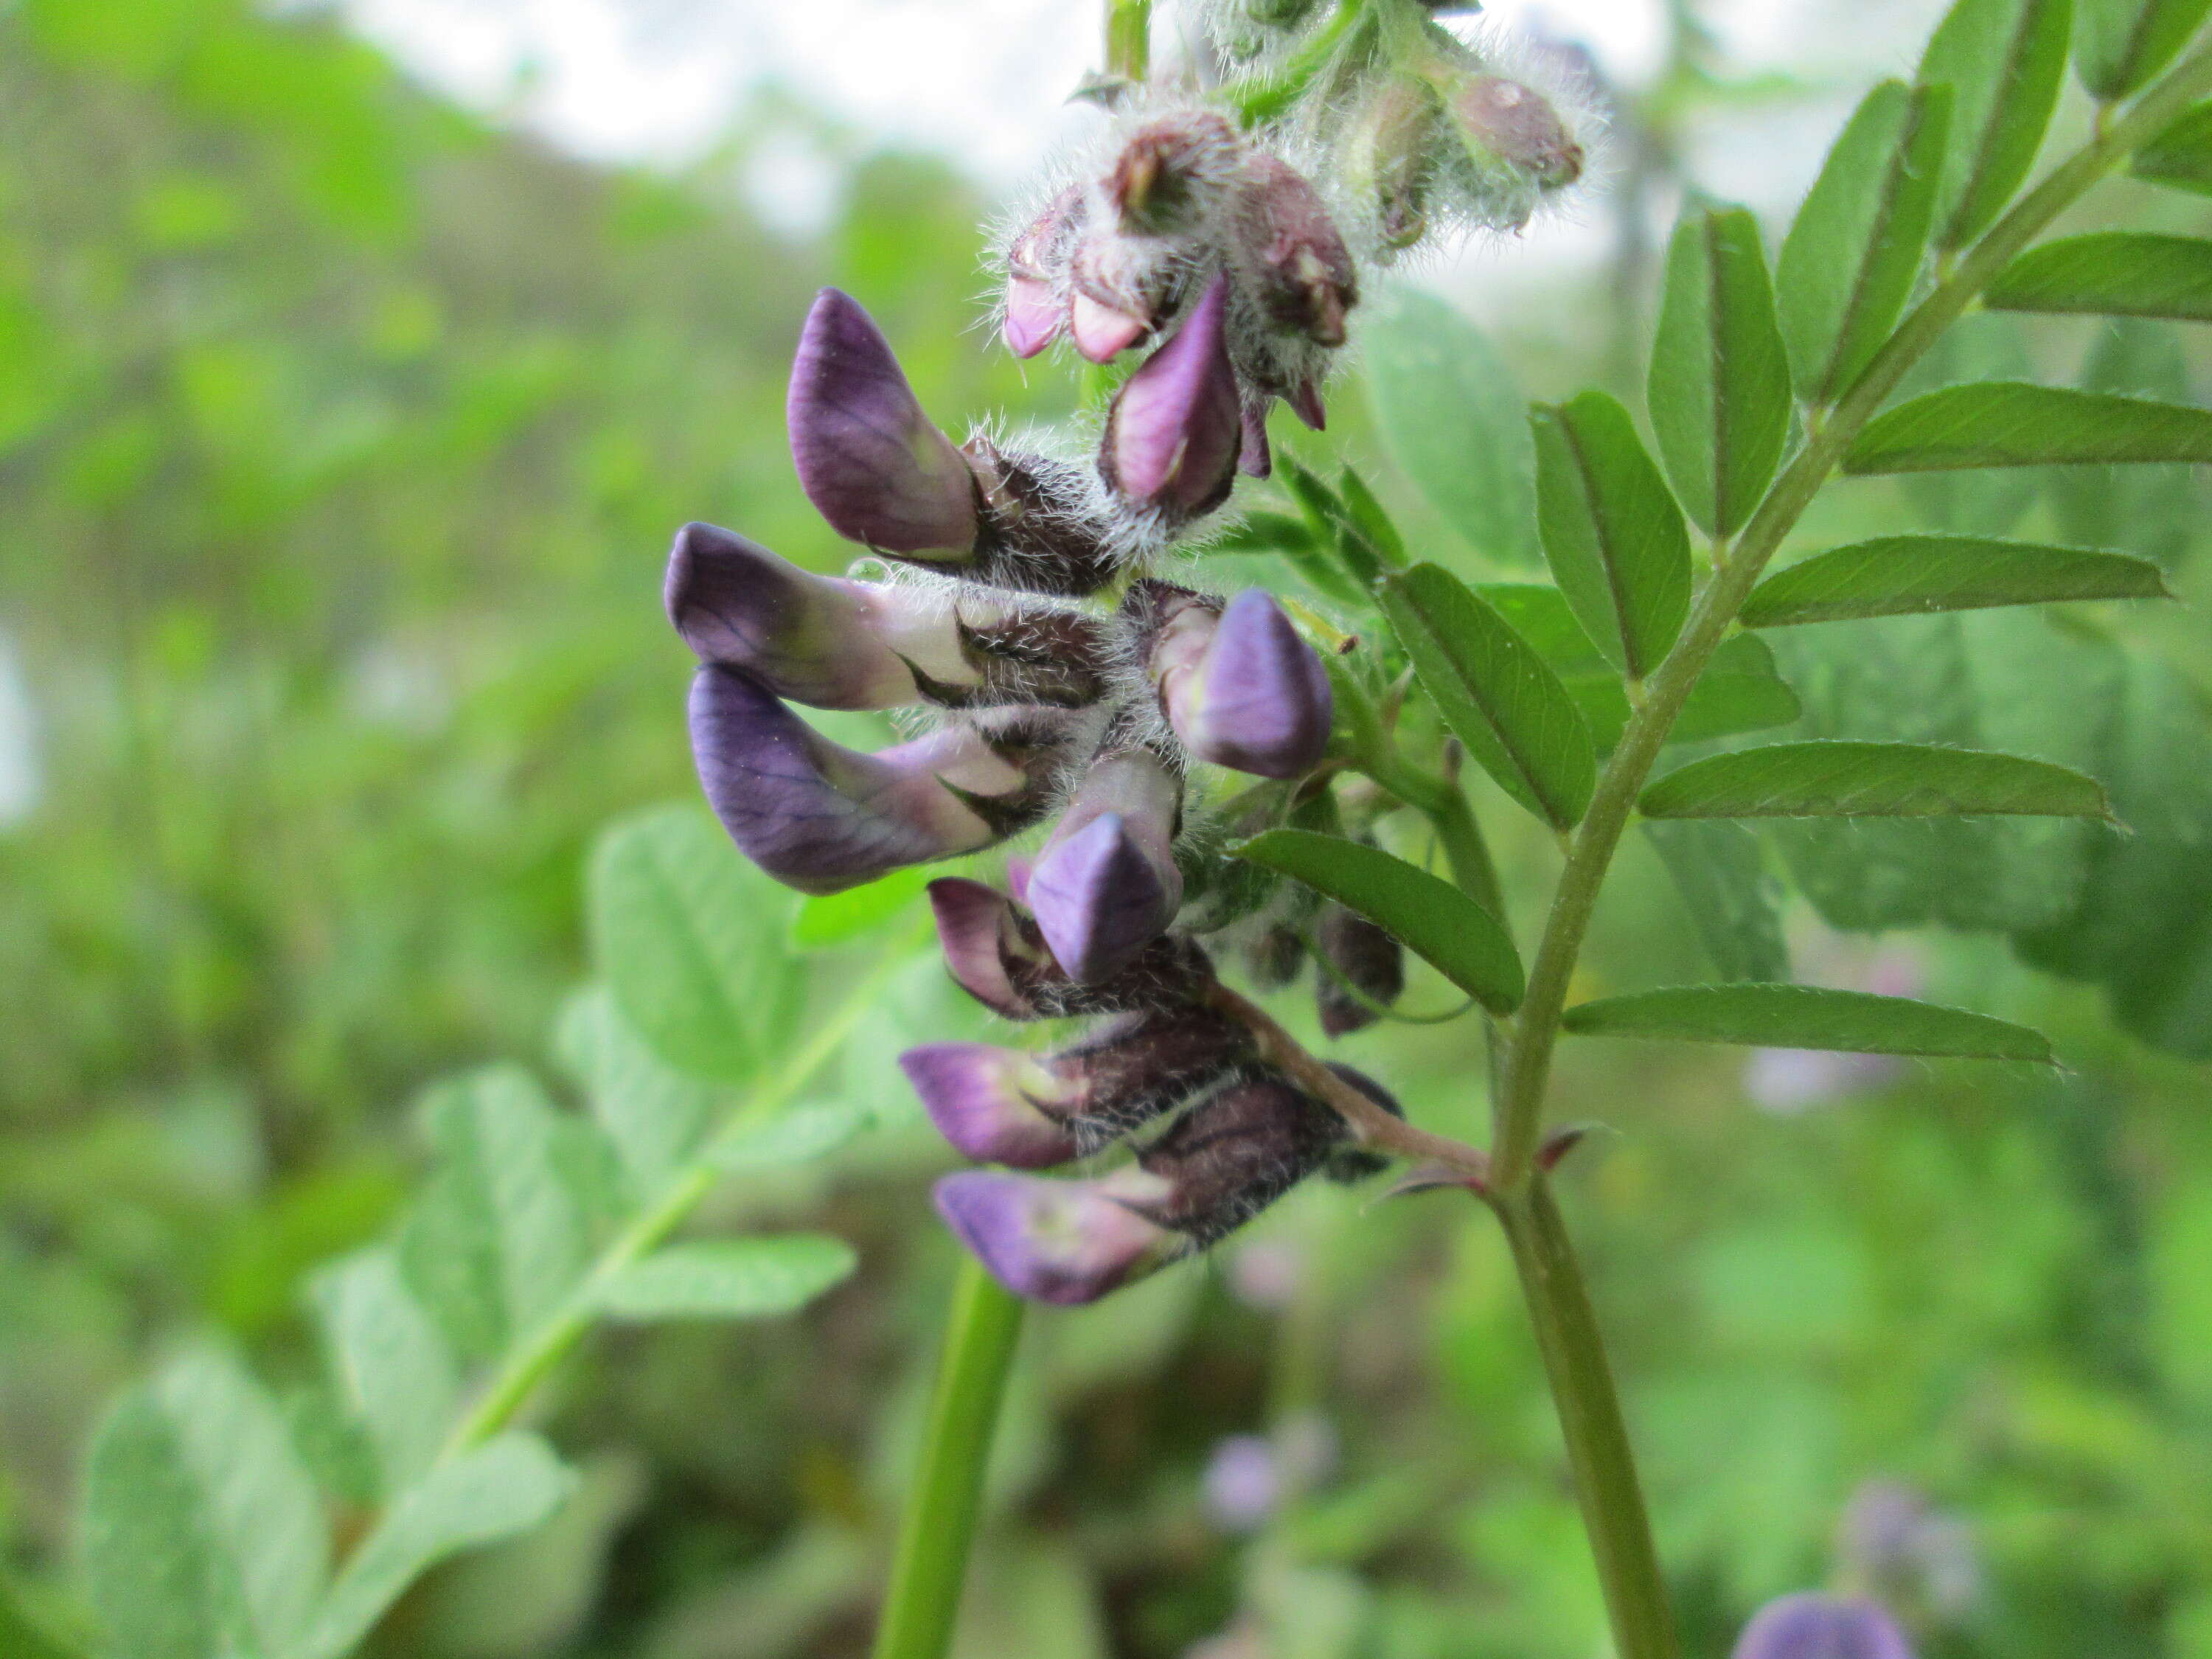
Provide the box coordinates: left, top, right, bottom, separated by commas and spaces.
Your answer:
707, 1099, 872, 1171
1648, 204, 1793, 538
1531, 390, 1693, 679
2132, 99, 2212, 193
1639, 740, 2112, 820
1281, 455, 1390, 591
1892, 313, 2040, 537
1643, 821, 1792, 983
599, 1236, 858, 1321
1845, 380, 2212, 471
1778, 81, 1954, 404
1742, 535, 2171, 624
1561, 984, 2053, 1062
1363, 288, 1541, 568
1335, 463, 1408, 567
1377, 564, 1596, 830
309, 1250, 459, 1499
588, 804, 805, 1083
0, 1578, 85, 1659
554, 987, 722, 1197
792, 866, 931, 947
2074, 0, 2212, 99
1232, 829, 1526, 1014
1918, 0, 2073, 248
2045, 320, 2204, 570
1986, 232, 2212, 319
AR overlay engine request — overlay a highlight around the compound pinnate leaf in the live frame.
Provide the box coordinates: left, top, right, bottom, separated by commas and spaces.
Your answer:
1648, 204, 1793, 536
1640, 740, 2112, 819
1919, 0, 2073, 248
2132, 100, 2212, 194
1643, 821, 1791, 982
1742, 535, 2171, 624
1378, 563, 1596, 830
1846, 381, 2212, 471
554, 987, 722, 1198
1778, 81, 1954, 403
2075, 0, 2211, 98
599, 1236, 858, 1321
706, 1100, 870, 1171
308, 1250, 459, 1499
1363, 288, 1540, 568
1562, 984, 2053, 1061
1987, 232, 2212, 319
83, 1348, 329, 1659
1573, 633, 1803, 751
588, 804, 804, 1083
296, 1435, 574, 1659
1531, 390, 1692, 679
1233, 829, 1526, 1014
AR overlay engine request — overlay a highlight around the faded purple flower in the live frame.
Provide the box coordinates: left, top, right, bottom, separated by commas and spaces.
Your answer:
1028, 745, 1186, 981
933, 1167, 1181, 1305
787, 288, 980, 559
1155, 588, 1333, 778
689, 668, 1051, 894
1102, 275, 1242, 518
1225, 152, 1358, 349
900, 1043, 1083, 1168
1732, 1595, 1915, 1659
1449, 76, 1585, 192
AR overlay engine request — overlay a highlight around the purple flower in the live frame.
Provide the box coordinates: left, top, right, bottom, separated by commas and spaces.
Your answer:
787, 288, 981, 559
1237, 397, 1273, 478
933, 1168, 1180, 1305
1101, 275, 1242, 518
1315, 904, 1405, 1036
1003, 186, 1082, 359
900, 1043, 1082, 1168
1155, 589, 1333, 778
1202, 1435, 1281, 1531
689, 667, 1048, 894
925, 877, 1215, 1022
1004, 277, 1062, 359
1028, 746, 1186, 982
1225, 153, 1358, 349
1130, 1071, 1347, 1245
1068, 230, 1180, 364
1732, 1595, 1915, 1659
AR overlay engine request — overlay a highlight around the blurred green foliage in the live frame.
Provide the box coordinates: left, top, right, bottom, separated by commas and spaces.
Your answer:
5, 1, 2212, 1656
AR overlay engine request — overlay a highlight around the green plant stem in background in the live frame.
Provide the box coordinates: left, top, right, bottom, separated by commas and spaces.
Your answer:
1106, 0, 1151, 80
1493, 1180, 1677, 1659
1467, 40, 2212, 1659
869, 1261, 1026, 1659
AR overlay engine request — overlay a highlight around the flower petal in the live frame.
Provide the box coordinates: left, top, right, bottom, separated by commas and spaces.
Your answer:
900, 1043, 1081, 1167
933, 1170, 1178, 1305
1732, 1596, 1916, 1659
1163, 589, 1332, 778
1102, 275, 1241, 517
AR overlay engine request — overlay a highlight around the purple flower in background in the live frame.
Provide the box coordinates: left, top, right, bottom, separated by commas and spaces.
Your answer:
1839, 1481, 1979, 1622
1202, 1435, 1281, 1531
1732, 1594, 1914, 1659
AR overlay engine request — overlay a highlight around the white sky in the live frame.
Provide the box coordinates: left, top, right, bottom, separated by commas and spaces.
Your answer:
333, 0, 1951, 306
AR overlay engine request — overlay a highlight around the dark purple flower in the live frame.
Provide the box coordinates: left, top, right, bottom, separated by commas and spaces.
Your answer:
924, 877, 1215, 1021
1225, 153, 1358, 348
933, 1168, 1180, 1305
1449, 76, 1585, 192
1127, 1070, 1349, 1244
1027, 746, 1185, 982
689, 667, 1046, 894
900, 1043, 1083, 1168
1156, 588, 1332, 777
1237, 397, 1273, 478
1101, 275, 1241, 517
1315, 903, 1405, 1036
1732, 1595, 1915, 1659
787, 288, 980, 559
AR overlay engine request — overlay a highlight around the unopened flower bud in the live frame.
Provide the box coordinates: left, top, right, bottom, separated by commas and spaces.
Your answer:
1102, 275, 1242, 519
1315, 903, 1405, 1036
1154, 588, 1333, 777
1732, 1595, 1914, 1659
1107, 109, 1246, 235
1068, 230, 1185, 364
1130, 1070, 1348, 1245
1449, 75, 1584, 194
1028, 743, 1186, 982
933, 1167, 1182, 1305
1004, 186, 1084, 359
1225, 153, 1358, 349
788, 288, 980, 559
1346, 78, 1443, 251
1243, 924, 1306, 990
689, 668, 1054, 894
925, 877, 1214, 1021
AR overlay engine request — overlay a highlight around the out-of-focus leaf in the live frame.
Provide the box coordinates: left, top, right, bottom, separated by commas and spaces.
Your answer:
554, 987, 721, 1197
1893, 313, 2040, 535
83, 1348, 329, 1659
296, 1435, 574, 1659
2132, 99, 2212, 193
1777, 81, 1954, 403
0, 1578, 85, 1659
1363, 288, 1540, 568
588, 804, 803, 1083
1987, 232, 2212, 319
1640, 740, 2112, 818
1571, 634, 1803, 751
308, 1248, 457, 1498
1919, 0, 2073, 248
1643, 821, 1792, 981
1845, 381, 2212, 470
599, 1236, 857, 1321
2075, 0, 2211, 98
706, 1099, 871, 1171
1212, 509, 1320, 555
1233, 830, 1525, 1013
1336, 464, 1407, 567
791, 866, 930, 947
1377, 564, 1595, 830
1282, 456, 1386, 591
2046, 321, 2203, 568
1531, 390, 1692, 679
1742, 535, 2171, 623
1561, 984, 2053, 1060
1648, 204, 1793, 536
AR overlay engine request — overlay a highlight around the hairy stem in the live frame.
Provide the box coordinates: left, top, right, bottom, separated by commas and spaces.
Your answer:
870, 1260, 1026, 1659
1470, 41, 2212, 1659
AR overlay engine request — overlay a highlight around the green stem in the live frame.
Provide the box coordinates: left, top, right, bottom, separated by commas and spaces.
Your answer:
1106, 0, 1151, 81
442, 928, 925, 1455
1493, 1181, 1676, 1659
870, 1261, 1027, 1659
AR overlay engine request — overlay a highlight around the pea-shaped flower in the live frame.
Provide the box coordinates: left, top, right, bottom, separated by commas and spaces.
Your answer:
1732, 1595, 1915, 1659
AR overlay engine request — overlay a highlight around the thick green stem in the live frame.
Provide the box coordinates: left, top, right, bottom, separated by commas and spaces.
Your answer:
1495, 1181, 1677, 1659
870, 1261, 1027, 1659
1106, 0, 1151, 80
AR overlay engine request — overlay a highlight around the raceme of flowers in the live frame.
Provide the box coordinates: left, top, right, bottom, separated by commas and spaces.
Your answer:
664, 5, 1587, 1304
